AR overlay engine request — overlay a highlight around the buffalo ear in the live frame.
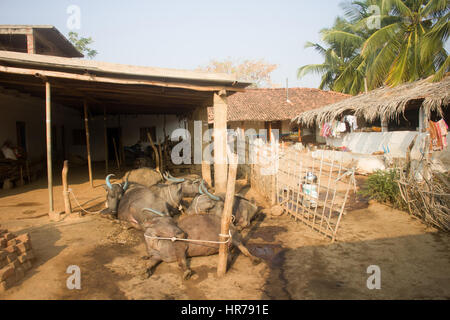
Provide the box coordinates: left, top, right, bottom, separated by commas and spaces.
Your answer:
102, 184, 109, 191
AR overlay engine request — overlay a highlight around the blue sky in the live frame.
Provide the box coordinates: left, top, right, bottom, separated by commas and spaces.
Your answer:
1, 0, 348, 88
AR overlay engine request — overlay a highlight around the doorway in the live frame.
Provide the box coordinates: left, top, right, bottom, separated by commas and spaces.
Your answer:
16, 121, 26, 154
107, 127, 121, 161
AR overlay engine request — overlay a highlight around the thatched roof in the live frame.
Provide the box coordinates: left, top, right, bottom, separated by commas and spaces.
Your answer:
292, 75, 450, 127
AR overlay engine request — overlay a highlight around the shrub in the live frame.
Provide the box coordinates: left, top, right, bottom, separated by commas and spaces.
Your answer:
359, 169, 407, 210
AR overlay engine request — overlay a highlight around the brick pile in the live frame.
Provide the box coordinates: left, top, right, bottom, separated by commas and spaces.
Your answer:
0, 225, 35, 292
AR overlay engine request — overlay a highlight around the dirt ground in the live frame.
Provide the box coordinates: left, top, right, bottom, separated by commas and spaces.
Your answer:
0, 163, 449, 300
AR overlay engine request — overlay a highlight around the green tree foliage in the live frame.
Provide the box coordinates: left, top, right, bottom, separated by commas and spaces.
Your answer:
298, 0, 449, 94
197, 58, 278, 88
297, 16, 369, 95
67, 32, 98, 59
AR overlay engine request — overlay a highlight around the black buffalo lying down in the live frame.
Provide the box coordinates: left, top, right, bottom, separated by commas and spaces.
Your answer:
142, 214, 261, 280
103, 172, 200, 228
185, 182, 259, 231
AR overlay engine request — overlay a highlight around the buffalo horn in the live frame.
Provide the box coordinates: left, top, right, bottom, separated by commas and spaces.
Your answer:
105, 174, 115, 190
200, 181, 221, 201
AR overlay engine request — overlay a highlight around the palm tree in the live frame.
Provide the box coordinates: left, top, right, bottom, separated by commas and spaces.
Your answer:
421, 7, 450, 81
297, 17, 367, 94
361, 0, 449, 87
298, 0, 449, 94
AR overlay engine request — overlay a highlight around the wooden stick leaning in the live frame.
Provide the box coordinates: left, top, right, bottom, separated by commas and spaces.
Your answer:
147, 132, 160, 173
62, 160, 72, 215
112, 138, 121, 171
217, 152, 239, 277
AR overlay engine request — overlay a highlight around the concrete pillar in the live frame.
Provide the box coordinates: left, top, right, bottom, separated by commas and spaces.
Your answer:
26, 32, 35, 54
213, 92, 228, 194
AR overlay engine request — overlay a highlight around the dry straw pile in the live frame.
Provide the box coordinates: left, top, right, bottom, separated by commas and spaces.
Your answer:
398, 159, 450, 232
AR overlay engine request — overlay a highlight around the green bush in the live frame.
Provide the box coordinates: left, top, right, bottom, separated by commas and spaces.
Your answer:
359, 169, 407, 210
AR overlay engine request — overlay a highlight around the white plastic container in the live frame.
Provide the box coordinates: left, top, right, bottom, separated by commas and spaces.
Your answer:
303, 184, 318, 208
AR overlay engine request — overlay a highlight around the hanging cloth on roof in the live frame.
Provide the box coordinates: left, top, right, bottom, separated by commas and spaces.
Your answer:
428, 120, 446, 151
320, 122, 332, 138
344, 115, 358, 131
437, 119, 448, 148
337, 121, 347, 133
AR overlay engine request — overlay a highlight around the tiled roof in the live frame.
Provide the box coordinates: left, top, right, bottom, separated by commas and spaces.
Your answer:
208, 88, 350, 123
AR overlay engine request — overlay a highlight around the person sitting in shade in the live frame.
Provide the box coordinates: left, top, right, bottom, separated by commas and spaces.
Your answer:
1, 140, 18, 160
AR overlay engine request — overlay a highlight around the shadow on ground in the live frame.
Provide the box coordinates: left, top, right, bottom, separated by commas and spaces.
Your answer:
259, 232, 450, 300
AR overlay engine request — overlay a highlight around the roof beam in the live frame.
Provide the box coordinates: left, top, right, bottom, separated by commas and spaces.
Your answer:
0, 65, 246, 92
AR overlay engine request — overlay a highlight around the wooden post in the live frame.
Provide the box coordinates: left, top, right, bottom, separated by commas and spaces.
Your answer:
112, 138, 121, 171
19, 165, 24, 186
268, 122, 272, 143
188, 111, 195, 166
158, 141, 164, 173
62, 160, 72, 215
217, 153, 238, 277
381, 116, 388, 132
25, 160, 31, 183
45, 81, 56, 219
199, 106, 212, 187
83, 101, 93, 188
118, 115, 125, 166
104, 107, 109, 175
213, 92, 228, 193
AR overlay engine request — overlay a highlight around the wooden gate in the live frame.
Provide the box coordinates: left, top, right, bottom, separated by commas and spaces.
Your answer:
251, 142, 355, 242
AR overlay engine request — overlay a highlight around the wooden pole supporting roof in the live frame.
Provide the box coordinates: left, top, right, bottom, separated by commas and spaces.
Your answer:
217, 152, 238, 277
45, 81, 57, 220
84, 100, 93, 188
213, 92, 228, 194
104, 107, 109, 176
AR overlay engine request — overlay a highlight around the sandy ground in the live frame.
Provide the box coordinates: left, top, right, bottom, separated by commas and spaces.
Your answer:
0, 163, 449, 300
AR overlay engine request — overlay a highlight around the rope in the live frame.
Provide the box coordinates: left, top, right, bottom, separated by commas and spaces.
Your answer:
67, 188, 104, 214
144, 229, 232, 245
193, 194, 205, 214
166, 186, 183, 211
193, 195, 235, 223
142, 208, 166, 217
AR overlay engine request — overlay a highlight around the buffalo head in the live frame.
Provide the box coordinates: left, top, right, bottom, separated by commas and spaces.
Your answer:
163, 171, 203, 198
103, 174, 129, 215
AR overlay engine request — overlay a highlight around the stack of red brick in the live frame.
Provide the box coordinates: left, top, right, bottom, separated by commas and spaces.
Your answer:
0, 225, 34, 292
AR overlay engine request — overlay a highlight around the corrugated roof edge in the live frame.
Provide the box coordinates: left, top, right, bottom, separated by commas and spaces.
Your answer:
0, 50, 253, 87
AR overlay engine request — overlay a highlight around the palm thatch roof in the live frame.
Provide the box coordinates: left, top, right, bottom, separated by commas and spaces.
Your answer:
292, 75, 450, 127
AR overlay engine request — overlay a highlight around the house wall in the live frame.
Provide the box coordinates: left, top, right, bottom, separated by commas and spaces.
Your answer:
83, 114, 187, 162
228, 120, 292, 139
0, 92, 190, 164
228, 121, 266, 139
0, 92, 82, 162
325, 131, 425, 158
